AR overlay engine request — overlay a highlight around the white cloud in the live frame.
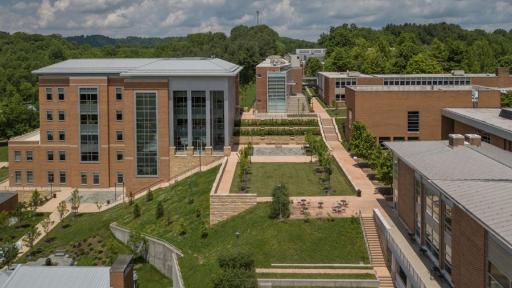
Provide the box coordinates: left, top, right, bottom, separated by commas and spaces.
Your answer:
162, 10, 186, 27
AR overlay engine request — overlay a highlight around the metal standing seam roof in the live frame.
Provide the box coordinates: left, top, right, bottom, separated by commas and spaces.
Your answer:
32, 58, 242, 76
0, 266, 110, 288
442, 108, 512, 142
385, 140, 512, 248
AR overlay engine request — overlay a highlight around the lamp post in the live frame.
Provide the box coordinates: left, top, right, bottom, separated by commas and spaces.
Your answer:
235, 231, 240, 251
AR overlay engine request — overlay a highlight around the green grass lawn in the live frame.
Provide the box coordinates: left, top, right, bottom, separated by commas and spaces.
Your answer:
326, 108, 347, 118
25, 167, 368, 288
0, 143, 7, 162
240, 83, 256, 108
257, 273, 376, 279
230, 163, 355, 196
135, 262, 172, 287
0, 212, 49, 246
0, 167, 8, 182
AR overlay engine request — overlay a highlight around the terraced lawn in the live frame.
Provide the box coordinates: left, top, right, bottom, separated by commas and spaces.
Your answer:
231, 162, 355, 196
25, 167, 368, 288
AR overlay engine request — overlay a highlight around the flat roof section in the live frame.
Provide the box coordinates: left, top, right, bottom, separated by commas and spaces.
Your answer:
346, 85, 493, 92
33, 58, 242, 77
317, 71, 372, 78
442, 108, 512, 142
0, 192, 17, 205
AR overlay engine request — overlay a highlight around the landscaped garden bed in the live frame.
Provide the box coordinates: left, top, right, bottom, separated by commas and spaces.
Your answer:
23, 167, 369, 287
0, 212, 48, 247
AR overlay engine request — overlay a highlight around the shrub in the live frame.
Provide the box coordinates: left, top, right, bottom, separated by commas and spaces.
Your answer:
133, 203, 141, 218
146, 189, 153, 202
174, 219, 187, 236
240, 118, 317, 127
218, 250, 255, 271
212, 269, 258, 288
200, 223, 209, 239
269, 184, 290, 219
155, 201, 164, 219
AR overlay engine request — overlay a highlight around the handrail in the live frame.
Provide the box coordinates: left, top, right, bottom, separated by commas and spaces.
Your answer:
359, 210, 373, 265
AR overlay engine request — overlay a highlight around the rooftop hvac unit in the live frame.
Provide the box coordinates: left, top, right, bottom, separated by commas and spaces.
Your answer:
451, 70, 465, 76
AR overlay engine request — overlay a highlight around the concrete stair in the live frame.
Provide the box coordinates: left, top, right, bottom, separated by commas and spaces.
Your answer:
287, 95, 309, 114
319, 118, 340, 141
361, 216, 394, 288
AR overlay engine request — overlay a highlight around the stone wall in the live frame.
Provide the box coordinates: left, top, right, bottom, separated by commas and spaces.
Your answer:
169, 151, 223, 179
210, 194, 258, 225
110, 223, 185, 288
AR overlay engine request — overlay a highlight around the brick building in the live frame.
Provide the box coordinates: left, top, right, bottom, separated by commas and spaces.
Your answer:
8, 58, 242, 194
255, 56, 303, 113
318, 67, 512, 105
386, 135, 512, 288
442, 107, 512, 151
344, 85, 502, 142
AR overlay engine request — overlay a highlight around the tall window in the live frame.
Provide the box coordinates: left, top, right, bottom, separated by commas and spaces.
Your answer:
115, 87, 123, 100
192, 91, 206, 151
47, 171, 54, 184
14, 151, 21, 162
414, 174, 422, 239
116, 172, 124, 184
15, 171, 21, 184
46, 88, 52, 100
58, 111, 65, 121
136, 92, 158, 176
408, 111, 420, 132
444, 203, 453, 275
59, 171, 66, 184
26, 151, 33, 161
488, 262, 511, 288
210, 91, 225, 151
80, 88, 99, 162
58, 87, 65, 100
267, 72, 286, 113
27, 171, 33, 184
46, 110, 53, 121
92, 173, 100, 185
173, 91, 188, 151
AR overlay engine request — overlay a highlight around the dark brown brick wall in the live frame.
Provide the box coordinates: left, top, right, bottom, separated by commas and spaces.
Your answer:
397, 159, 416, 232
452, 206, 486, 288
255, 66, 280, 113
0, 193, 18, 212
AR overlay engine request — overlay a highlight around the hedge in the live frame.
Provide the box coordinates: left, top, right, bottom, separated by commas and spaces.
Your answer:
235, 127, 321, 136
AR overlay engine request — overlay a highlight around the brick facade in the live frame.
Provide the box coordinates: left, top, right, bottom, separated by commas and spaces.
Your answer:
255, 66, 280, 113
451, 206, 486, 288
396, 159, 416, 232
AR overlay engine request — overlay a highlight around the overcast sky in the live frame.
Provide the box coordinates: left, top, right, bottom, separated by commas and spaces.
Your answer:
1, 0, 512, 41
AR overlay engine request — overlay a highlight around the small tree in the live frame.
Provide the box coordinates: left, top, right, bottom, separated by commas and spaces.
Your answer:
127, 230, 148, 260
376, 150, 394, 186
14, 202, 26, 220
95, 201, 103, 212
269, 184, 290, 219
57, 201, 68, 222
146, 188, 153, 202
2, 243, 19, 268
156, 201, 164, 219
70, 189, 81, 217
40, 216, 54, 234
128, 191, 134, 205
29, 189, 41, 217
133, 203, 141, 218
23, 225, 41, 259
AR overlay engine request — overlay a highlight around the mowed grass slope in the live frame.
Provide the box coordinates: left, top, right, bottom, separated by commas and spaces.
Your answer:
27, 167, 368, 288
231, 162, 355, 196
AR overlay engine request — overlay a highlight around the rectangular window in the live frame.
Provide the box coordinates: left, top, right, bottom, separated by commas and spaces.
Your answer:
116, 131, 124, 141
47, 171, 54, 184
47, 151, 54, 161
192, 91, 206, 152
210, 91, 225, 152
58, 111, 65, 121
27, 171, 33, 184
408, 137, 419, 141
173, 91, 188, 151
488, 262, 510, 288
80, 88, 99, 162
115, 87, 123, 100
408, 111, 420, 132
92, 173, 100, 185
46, 110, 53, 121
136, 91, 158, 176
14, 151, 21, 161
26, 151, 33, 161
116, 151, 124, 161
59, 131, 65, 141
393, 137, 405, 141
46, 88, 52, 100
116, 172, 124, 184
59, 151, 66, 161
479, 131, 491, 143
47, 131, 54, 141
81, 173, 87, 185
15, 171, 22, 184
59, 171, 66, 184
378, 137, 391, 147
58, 87, 65, 100
116, 110, 123, 121
335, 93, 345, 101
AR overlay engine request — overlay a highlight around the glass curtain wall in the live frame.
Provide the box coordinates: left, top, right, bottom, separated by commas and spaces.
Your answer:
267, 72, 287, 113
135, 92, 158, 176
444, 202, 453, 275
173, 91, 188, 151
79, 88, 99, 162
192, 91, 206, 151
210, 91, 225, 151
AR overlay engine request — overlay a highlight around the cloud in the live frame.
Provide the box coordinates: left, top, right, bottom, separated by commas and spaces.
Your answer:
0, 0, 511, 40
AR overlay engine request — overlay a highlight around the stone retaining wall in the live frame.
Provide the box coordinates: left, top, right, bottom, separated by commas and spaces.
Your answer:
110, 223, 185, 288
210, 193, 258, 225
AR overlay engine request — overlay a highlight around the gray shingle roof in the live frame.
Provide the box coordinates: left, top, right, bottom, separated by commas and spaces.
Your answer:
442, 108, 512, 142
0, 266, 110, 288
386, 140, 512, 248
32, 58, 242, 76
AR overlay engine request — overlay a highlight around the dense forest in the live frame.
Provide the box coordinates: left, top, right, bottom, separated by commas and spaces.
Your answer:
1, 22, 512, 139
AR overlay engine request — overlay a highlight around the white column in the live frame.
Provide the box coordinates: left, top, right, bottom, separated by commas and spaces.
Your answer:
187, 90, 192, 148
206, 90, 211, 147
224, 90, 229, 146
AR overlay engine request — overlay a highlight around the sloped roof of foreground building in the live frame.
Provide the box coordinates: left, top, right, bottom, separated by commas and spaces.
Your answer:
32, 58, 242, 77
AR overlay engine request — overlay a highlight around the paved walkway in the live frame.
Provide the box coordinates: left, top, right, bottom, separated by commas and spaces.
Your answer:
256, 268, 375, 275
216, 149, 239, 195
0, 162, 8, 169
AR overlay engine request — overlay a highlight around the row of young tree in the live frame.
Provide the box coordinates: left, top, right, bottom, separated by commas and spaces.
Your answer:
304, 23, 512, 77
348, 122, 393, 186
